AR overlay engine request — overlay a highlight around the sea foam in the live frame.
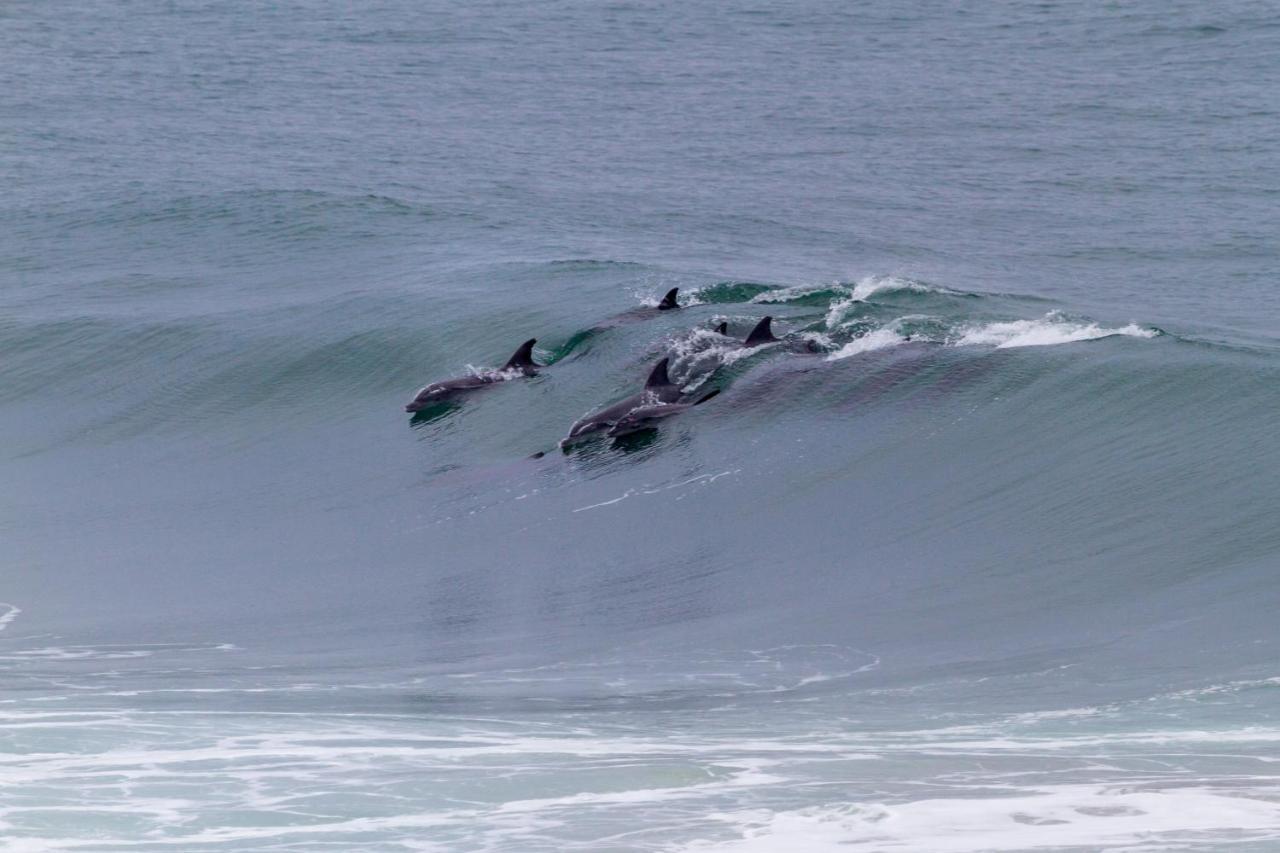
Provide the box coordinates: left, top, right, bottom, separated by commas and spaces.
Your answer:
957, 313, 1156, 348
825, 328, 908, 361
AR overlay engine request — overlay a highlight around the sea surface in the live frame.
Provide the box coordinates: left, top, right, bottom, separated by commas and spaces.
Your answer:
3, 1, 1280, 850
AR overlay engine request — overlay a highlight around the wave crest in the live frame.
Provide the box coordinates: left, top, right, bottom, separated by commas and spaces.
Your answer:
957, 313, 1157, 349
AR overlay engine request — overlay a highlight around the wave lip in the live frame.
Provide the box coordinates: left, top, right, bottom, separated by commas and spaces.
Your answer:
847, 275, 957, 303
957, 313, 1157, 349
824, 276, 954, 330
748, 284, 845, 305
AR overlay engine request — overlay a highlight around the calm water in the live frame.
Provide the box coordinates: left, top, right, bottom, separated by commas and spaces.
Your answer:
3, 1, 1280, 850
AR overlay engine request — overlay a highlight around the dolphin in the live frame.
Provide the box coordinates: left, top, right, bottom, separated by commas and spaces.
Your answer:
607, 389, 721, 438
562, 356, 683, 443
708, 316, 779, 348
740, 316, 779, 347
589, 288, 683, 333
405, 339, 539, 412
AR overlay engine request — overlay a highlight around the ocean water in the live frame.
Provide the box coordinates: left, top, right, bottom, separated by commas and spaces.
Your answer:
3, 1, 1280, 850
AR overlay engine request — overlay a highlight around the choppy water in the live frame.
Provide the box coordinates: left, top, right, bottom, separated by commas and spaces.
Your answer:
4, 1, 1280, 850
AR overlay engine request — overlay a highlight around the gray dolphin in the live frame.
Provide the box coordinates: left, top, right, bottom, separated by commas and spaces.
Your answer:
405, 339, 539, 412
562, 356, 682, 443
607, 389, 721, 438
591, 288, 682, 333
709, 315, 779, 347
740, 316, 780, 347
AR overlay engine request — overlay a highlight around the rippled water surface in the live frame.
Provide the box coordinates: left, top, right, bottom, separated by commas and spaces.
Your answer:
3, 1, 1280, 849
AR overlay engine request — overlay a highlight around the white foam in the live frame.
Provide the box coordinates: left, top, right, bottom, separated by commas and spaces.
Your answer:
665, 326, 778, 392
0, 646, 153, 661
497, 759, 782, 814
1150, 675, 1280, 702
797, 331, 836, 352
683, 783, 1280, 852
669, 327, 736, 362
0, 602, 20, 633
0, 641, 234, 664
1005, 706, 1104, 725
825, 328, 908, 361
6, 699, 1280, 852
823, 296, 856, 330
957, 313, 1156, 349
464, 363, 523, 381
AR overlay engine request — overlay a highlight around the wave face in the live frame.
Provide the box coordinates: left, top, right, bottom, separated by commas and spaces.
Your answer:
4, 0, 1280, 850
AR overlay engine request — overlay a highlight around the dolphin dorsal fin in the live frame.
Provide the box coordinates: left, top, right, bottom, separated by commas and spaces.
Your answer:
658, 287, 680, 310
503, 338, 538, 370
645, 356, 674, 389
743, 316, 778, 346
714, 321, 728, 335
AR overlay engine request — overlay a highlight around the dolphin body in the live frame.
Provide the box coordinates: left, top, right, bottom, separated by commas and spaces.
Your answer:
612, 286, 681, 321
590, 287, 682, 333
562, 356, 683, 443
405, 339, 539, 412
607, 389, 721, 438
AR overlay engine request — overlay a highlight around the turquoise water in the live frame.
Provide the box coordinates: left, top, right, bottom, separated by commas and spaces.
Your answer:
3, 1, 1280, 849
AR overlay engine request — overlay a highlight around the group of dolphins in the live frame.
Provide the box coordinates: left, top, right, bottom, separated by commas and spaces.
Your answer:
404, 287, 781, 447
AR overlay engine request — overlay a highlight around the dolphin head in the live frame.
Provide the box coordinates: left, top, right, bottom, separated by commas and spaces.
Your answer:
405, 375, 491, 410
564, 417, 610, 442
405, 383, 450, 412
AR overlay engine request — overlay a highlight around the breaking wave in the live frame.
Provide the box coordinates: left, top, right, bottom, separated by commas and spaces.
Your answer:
957, 313, 1159, 349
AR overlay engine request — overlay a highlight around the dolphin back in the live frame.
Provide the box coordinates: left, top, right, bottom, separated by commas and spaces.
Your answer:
743, 316, 778, 347
503, 338, 539, 371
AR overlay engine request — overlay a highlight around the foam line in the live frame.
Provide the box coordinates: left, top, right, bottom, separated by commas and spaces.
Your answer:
958, 313, 1156, 348
0, 602, 20, 633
